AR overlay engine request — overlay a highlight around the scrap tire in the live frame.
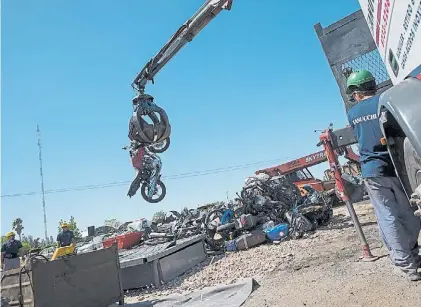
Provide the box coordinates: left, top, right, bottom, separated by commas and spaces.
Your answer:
328, 193, 341, 207
149, 137, 171, 154
141, 180, 166, 203
319, 208, 333, 226
403, 137, 421, 192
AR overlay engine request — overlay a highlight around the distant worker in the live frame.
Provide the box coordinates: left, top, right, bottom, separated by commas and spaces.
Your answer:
1, 232, 23, 271
57, 223, 74, 247
346, 69, 421, 281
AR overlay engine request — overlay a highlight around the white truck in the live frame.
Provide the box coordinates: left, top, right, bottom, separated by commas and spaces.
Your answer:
315, 0, 421, 216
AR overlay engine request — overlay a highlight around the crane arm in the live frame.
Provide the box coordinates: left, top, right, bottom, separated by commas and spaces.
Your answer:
132, 0, 233, 93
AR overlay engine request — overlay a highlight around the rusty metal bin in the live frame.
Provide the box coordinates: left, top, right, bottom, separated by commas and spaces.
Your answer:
1, 245, 124, 307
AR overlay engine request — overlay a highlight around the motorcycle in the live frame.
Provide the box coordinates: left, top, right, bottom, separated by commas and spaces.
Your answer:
124, 140, 166, 203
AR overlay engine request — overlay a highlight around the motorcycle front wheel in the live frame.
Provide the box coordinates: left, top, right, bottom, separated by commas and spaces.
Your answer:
149, 137, 171, 154
141, 180, 167, 203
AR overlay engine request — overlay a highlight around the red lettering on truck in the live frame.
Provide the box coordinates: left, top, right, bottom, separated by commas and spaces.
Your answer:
380, 0, 391, 48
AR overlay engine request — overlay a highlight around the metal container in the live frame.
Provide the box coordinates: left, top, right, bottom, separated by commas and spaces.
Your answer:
1, 245, 124, 307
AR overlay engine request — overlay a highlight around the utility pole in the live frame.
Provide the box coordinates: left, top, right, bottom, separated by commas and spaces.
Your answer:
37, 125, 48, 240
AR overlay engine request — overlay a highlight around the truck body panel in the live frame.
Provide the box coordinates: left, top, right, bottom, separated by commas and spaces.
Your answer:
358, 0, 421, 84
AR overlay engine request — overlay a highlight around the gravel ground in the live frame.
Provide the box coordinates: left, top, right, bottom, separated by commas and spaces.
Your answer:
125, 201, 421, 306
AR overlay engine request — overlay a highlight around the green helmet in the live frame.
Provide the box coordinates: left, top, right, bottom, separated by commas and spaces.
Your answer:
346, 70, 376, 94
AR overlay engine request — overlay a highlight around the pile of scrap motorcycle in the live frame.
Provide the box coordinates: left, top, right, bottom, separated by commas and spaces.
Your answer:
142, 174, 333, 252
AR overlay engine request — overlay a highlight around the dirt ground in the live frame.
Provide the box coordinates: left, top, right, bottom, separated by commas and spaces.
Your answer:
243, 201, 421, 307
126, 201, 421, 306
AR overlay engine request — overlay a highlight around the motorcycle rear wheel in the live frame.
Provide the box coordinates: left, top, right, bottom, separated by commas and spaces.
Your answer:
141, 180, 166, 203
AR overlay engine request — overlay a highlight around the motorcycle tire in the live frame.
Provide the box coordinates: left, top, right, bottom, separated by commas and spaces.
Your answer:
149, 137, 171, 154
319, 208, 333, 226
141, 180, 166, 203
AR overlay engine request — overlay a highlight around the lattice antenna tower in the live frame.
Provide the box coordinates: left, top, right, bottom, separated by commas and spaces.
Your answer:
37, 125, 48, 240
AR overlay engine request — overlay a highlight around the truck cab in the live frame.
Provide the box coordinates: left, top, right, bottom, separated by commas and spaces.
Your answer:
378, 75, 421, 201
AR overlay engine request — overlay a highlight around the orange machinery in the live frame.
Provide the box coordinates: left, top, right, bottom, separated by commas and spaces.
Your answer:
255, 146, 360, 194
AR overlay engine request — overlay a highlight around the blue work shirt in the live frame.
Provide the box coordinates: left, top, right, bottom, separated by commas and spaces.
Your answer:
1, 240, 23, 259
347, 95, 395, 178
57, 230, 74, 247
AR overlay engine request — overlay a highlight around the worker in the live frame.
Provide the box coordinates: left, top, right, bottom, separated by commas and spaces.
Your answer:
57, 223, 75, 247
346, 69, 421, 281
1, 232, 23, 271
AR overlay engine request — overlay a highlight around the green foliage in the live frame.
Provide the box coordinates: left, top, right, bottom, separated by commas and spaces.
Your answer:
22, 235, 55, 250
58, 216, 82, 238
21, 242, 31, 255
12, 218, 24, 241
22, 235, 42, 248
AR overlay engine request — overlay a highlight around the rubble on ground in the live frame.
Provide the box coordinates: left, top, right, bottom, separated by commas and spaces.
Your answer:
125, 203, 372, 302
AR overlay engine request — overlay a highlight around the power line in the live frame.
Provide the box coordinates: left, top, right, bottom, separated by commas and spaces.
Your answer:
1, 157, 289, 199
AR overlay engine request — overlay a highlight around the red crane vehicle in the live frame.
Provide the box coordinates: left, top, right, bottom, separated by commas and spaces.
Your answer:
255, 146, 361, 204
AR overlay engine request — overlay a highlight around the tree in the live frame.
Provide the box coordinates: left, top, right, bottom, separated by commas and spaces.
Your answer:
21, 242, 31, 255
22, 235, 41, 249
58, 216, 82, 239
12, 218, 24, 241
22, 235, 31, 247
33, 238, 41, 248
104, 218, 121, 229
152, 210, 167, 223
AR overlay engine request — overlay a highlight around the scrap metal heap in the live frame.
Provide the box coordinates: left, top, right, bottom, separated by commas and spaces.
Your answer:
145, 174, 333, 253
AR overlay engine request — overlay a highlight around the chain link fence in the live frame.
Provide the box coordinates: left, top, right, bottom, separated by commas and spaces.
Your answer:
315, 10, 393, 111
341, 48, 391, 89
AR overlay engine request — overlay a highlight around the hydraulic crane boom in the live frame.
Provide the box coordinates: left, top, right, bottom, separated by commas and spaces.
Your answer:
132, 0, 233, 93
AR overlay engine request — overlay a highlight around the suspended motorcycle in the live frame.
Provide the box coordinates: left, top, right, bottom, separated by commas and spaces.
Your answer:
124, 140, 166, 203
125, 0, 233, 199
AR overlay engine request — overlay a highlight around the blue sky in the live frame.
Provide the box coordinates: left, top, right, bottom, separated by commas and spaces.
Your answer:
1, 0, 361, 238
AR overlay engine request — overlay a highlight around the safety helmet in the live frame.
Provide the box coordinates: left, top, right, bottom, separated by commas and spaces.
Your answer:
6, 231, 15, 238
346, 70, 376, 94
61, 222, 69, 228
